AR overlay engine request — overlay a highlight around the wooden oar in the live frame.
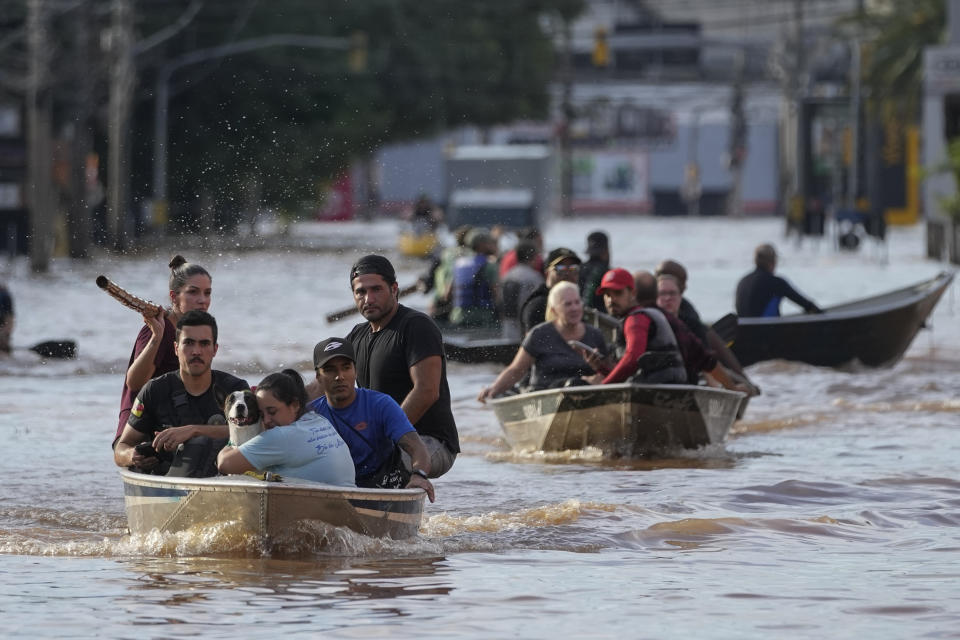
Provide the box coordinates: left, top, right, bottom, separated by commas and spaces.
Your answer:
325, 283, 420, 323
95, 275, 164, 317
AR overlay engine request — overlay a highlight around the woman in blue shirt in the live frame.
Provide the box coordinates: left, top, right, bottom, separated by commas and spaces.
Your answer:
217, 369, 355, 486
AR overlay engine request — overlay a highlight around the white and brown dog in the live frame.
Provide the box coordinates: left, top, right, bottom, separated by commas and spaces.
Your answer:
225, 390, 263, 447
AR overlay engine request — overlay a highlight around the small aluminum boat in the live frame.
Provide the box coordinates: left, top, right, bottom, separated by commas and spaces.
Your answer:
489, 383, 745, 456
120, 470, 425, 542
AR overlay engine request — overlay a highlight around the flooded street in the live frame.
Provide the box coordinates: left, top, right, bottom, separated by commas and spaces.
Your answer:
2, 216, 959, 638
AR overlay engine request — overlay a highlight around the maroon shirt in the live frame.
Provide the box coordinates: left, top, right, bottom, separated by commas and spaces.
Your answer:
664, 309, 718, 384
116, 316, 178, 440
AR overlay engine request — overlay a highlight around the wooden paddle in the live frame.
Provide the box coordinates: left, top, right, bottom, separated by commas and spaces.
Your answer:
95, 275, 164, 316
325, 283, 420, 323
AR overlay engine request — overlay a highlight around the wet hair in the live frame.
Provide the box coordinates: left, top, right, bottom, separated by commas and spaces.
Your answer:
545, 281, 579, 323
175, 309, 218, 344
755, 244, 777, 270
654, 259, 687, 292
586, 231, 609, 258
515, 240, 538, 264
632, 271, 658, 306
168, 255, 211, 294
349, 254, 397, 287
256, 369, 308, 418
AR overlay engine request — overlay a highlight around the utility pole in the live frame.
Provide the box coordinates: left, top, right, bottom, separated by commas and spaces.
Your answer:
106, 0, 133, 252
559, 17, 574, 219
67, 0, 94, 259
26, 0, 53, 273
727, 50, 747, 218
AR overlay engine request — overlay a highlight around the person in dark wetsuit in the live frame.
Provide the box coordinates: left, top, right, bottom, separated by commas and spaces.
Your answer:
736, 243, 822, 317
342, 255, 459, 479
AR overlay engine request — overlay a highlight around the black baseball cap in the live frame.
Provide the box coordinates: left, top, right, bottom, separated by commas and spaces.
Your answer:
313, 337, 356, 369
546, 247, 582, 269
349, 254, 397, 286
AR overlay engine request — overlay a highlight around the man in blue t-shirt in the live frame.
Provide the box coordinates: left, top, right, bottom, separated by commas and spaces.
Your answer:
307, 337, 435, 502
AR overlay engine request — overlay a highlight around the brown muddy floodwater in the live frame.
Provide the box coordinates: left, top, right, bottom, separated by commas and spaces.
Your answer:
2, 218, 958, 638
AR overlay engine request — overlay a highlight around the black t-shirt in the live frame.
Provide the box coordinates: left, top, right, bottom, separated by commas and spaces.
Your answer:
677, 297, 708, 345
127, 369, 250, 439
520, 283, 549, 335
348, 305, 460, 453
522, 322, 608, 389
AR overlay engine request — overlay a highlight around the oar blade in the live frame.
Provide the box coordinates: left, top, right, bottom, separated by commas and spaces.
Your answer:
29, 340, 77, 359
710, 313, 738, 345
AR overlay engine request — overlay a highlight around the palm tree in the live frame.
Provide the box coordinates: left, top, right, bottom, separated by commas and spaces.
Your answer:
848, 0, 944, 122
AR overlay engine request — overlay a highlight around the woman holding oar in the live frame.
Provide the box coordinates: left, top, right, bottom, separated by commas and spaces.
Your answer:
114, 256, 212, 443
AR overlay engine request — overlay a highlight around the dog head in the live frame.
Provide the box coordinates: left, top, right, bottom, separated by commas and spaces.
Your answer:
225, 389, 263, 446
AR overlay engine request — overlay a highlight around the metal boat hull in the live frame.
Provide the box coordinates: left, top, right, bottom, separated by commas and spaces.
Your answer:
121, 470, 425, 541
489, 383, 744, 456
732, 272, 954, 368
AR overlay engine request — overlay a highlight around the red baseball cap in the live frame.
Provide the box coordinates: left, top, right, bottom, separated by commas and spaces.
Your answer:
596, 268, 634, 296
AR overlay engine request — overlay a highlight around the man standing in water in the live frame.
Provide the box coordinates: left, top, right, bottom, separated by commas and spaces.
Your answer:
113, 310, 249, 476
342, 254, 459, 478
736, 243, 822, 317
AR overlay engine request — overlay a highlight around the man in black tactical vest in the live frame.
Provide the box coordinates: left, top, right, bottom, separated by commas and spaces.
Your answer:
113, 310, 249, 477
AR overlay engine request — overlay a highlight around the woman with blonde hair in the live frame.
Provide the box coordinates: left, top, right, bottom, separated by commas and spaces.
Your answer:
478, 281, 609, 402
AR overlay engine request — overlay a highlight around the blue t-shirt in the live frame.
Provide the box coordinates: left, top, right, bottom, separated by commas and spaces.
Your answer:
238, 411, 356, 486
308, 388, 415, 482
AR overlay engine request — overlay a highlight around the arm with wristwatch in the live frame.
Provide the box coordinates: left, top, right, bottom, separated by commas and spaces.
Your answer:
399, 431, 435, 502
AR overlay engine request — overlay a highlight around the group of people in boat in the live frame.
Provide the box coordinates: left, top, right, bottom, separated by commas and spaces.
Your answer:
474, 235, 822, 402
112, 254, 460, 502
108, 234, 819, 494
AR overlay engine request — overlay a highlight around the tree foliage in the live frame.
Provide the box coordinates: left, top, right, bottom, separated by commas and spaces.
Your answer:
847, 0, 944, 122
133, 0, 571, 217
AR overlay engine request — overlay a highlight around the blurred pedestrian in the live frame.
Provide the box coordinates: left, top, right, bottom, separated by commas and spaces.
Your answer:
0, 281, 13, 354
579, 231, 610, 311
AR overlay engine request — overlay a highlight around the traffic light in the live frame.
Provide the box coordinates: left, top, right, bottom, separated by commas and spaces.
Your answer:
592, 26, 610, 67
348, 31, 367, 73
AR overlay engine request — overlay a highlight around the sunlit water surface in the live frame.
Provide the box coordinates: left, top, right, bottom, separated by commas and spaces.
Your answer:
2, 218, 958, 638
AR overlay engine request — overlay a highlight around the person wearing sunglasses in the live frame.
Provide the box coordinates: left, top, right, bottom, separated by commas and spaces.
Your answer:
519, 247, 582, 335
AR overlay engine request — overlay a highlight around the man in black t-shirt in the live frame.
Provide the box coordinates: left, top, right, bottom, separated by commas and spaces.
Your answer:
345, 254, 459, 478
113, 310, 248, 476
